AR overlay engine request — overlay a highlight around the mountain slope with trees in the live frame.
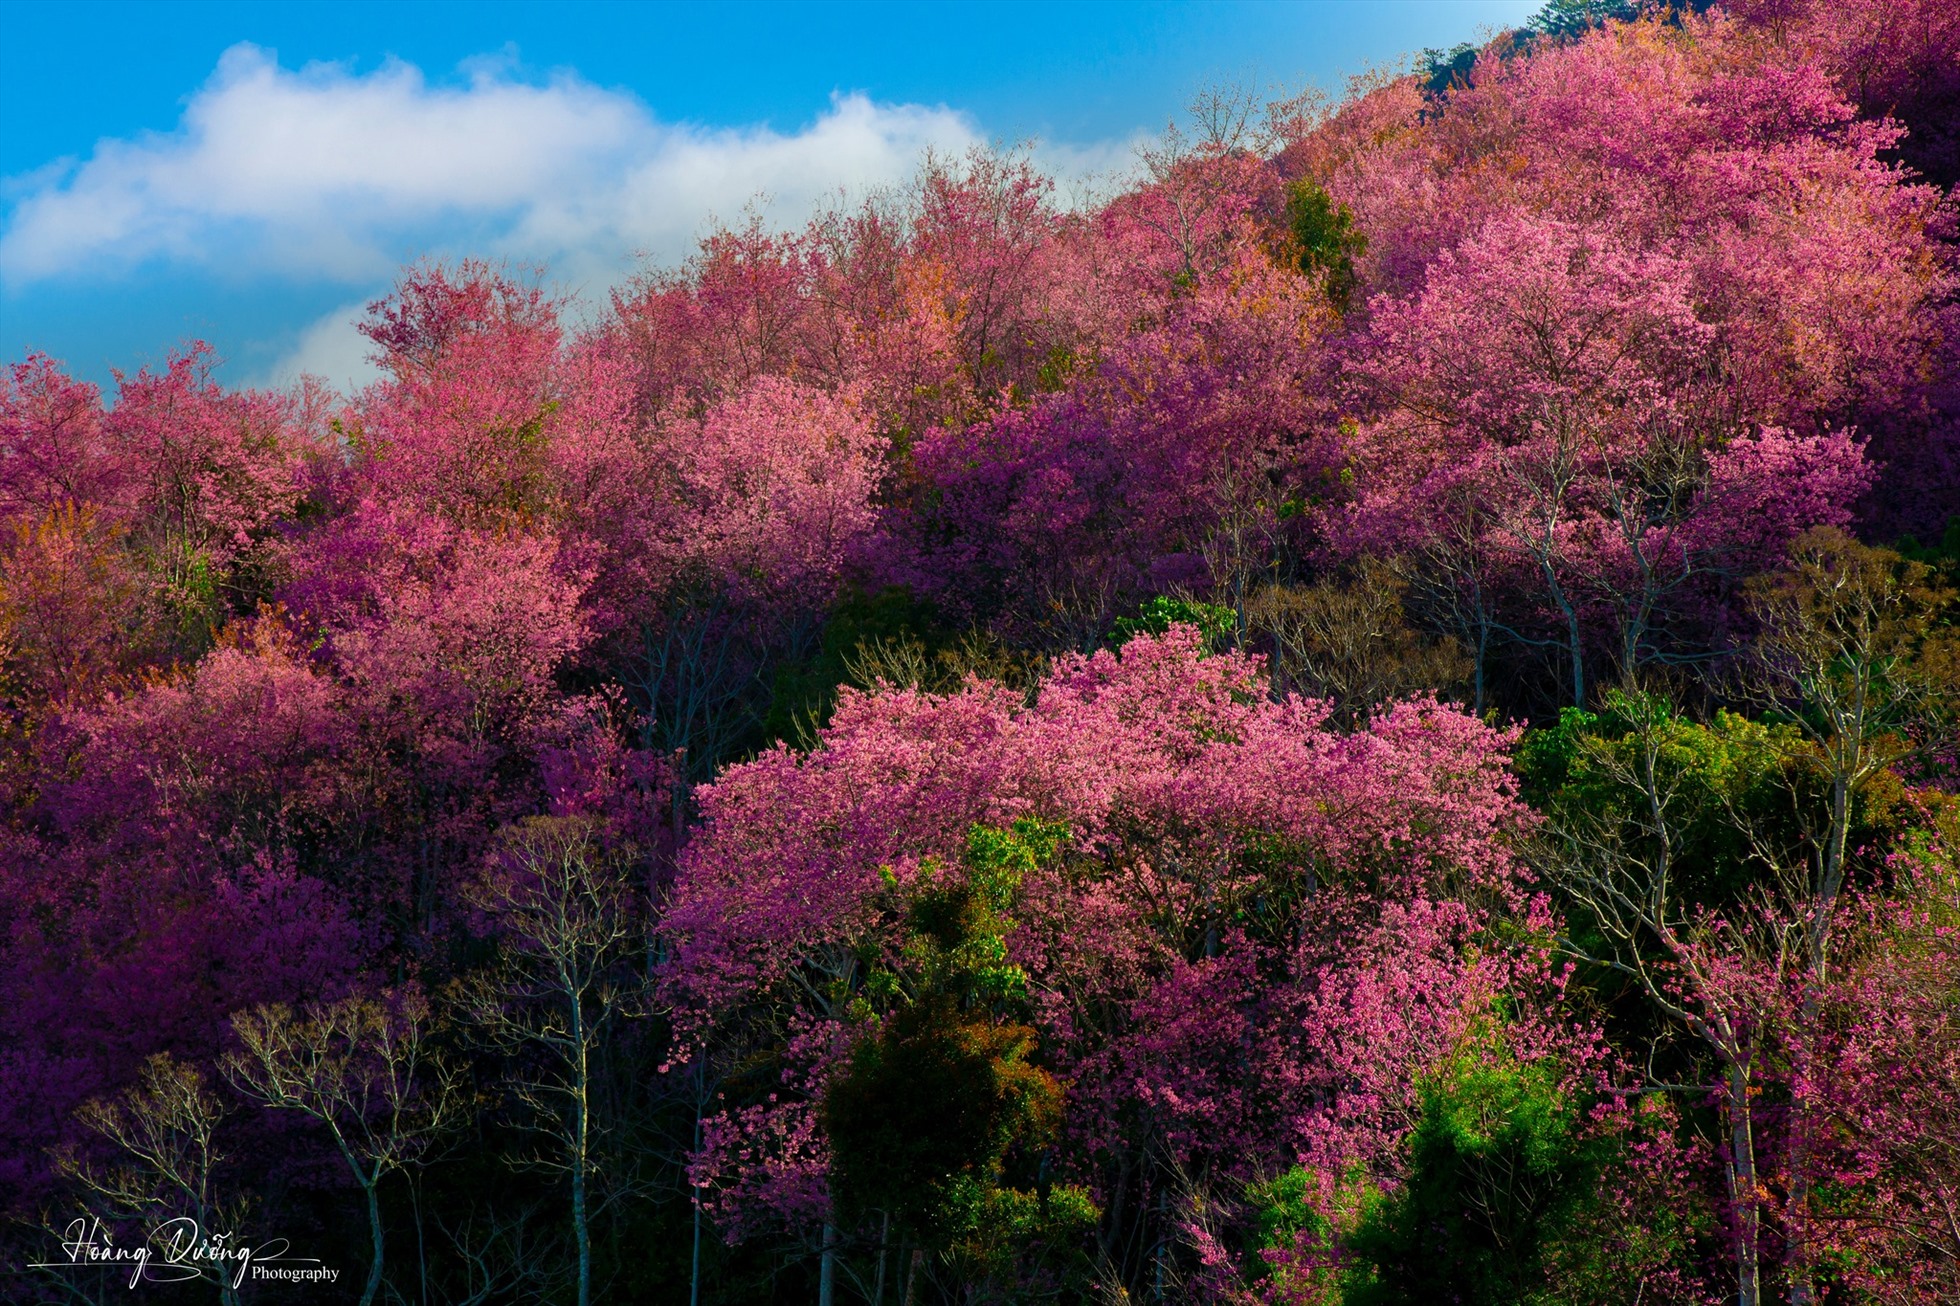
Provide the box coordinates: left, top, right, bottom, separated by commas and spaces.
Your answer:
3, 2, 1957, 1303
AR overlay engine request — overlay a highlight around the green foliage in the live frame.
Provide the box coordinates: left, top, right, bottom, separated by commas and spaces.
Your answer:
1423, 2, 1712, 96
953, 1180, 1099, 1277
1112, 595, 1237, 651
824, 994, 1064, 1248
1526, 0, 1642, 40
1246, 1163, 1375, 1302
1284, 180, 1367, 312
765, 584, 950, 741
154, 544, 228, 658
904, 820, 1065, 1011
1896, 514, 1960, 582
1512, 705, 1597, 809
1033, 343, 1084, 395
1419, 43, 1481, 96
1250, 1164, 1322, 1254
1341, 1033, 1608, 1306
965, 817, 1068, 881
1520, 690, 1915, 912
826, 819, 1094, 1266
1518, 692, 1807, 909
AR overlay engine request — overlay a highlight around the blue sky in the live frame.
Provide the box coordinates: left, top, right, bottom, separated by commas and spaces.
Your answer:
2, 1, 1535, 391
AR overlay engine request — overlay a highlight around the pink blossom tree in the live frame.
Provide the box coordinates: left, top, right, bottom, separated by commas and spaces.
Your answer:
661, 627, 1539, 1295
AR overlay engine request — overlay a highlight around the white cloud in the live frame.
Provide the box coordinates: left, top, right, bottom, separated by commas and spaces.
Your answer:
0, 43, 992, 288
248, 299, 383, 392
3, 44, 1156, 393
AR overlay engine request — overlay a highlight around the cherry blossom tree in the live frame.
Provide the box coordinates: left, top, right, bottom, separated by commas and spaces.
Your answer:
663, 627, 1538, 1296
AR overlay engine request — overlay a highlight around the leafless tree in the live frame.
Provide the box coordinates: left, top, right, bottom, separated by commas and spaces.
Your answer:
55, 1054, 248, 1306
224, 989, 461, 1306
1739, 528, 1957, 986
1388, 486, 1507, 716
1034, 573, 1123, 656
428, 1197, 571, 1306
1249, 561, 1470, 722
1131, 84, 1273, 284
459, 816, 649, 1306
1491, 425, 1591, 708
1198, 460, 1286, 646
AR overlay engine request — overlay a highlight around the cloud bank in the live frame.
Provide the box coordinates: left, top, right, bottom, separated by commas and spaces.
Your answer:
0, 43, 998, 290
2, 44, 1143, 390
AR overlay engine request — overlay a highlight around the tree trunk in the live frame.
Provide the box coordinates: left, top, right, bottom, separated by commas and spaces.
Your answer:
1787, 767, 1857, 1305
690, 1059, 705, 1306
818, 1220, 836, 1306
572, 1012, 592, 1306
411, 1173, 430, 1306
1727, 1061, 1762, 1306
1154, 1186, 1168, 1304
1556, 588, 1585, 709
873, 1211, 890, 1306
902, 1248, 924, 1306
572, 1161, 591, 1306
361, 1178, 386, 1306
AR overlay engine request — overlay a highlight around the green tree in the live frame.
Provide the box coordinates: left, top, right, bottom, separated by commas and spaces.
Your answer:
1283, 180, 1366, 312
1112, 595, 1237, 652
1342, 1033, 1611, 1306
824, 821, 1096, 1294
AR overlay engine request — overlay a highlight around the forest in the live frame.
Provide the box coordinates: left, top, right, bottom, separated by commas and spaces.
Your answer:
2, 1, 1958, 1302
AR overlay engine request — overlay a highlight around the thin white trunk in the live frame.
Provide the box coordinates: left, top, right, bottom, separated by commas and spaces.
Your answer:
818, 1221, 837, 1306
1727, 1061, 1762, 1306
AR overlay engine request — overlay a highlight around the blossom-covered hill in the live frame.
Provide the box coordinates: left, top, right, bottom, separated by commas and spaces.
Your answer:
3, 2, 1957, 1303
